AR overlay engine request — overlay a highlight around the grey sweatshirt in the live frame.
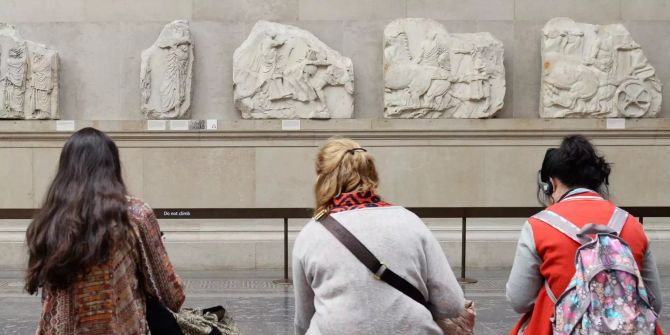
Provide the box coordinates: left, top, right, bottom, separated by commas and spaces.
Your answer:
292, 206, 465, 335
506, 221, 663, 314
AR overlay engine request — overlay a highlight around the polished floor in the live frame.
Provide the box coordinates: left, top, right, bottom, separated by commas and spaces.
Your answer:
1, 269, 668, 335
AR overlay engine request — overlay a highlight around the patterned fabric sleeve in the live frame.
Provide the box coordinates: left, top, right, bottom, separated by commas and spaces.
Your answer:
129, 198, 186, 311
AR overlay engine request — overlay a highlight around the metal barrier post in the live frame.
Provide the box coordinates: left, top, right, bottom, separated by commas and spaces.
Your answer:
458, 217, 477, 284
273, 217, 292, 285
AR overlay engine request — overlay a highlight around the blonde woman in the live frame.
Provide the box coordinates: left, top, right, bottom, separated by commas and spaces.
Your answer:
292, 137, 464, 335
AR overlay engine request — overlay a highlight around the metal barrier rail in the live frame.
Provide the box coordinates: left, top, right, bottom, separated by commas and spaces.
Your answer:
2, 206, 668, 284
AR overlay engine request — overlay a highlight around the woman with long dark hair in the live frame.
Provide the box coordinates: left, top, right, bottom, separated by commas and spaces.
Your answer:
26, 127, 185, 334
506, 135, 663, 334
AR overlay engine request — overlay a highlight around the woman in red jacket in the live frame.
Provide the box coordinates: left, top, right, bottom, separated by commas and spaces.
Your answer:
507, 135, 663, 335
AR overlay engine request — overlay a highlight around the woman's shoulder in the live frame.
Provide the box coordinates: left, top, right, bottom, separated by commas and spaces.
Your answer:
125, 196, 155, 222
339, 205, 425, 226
334, 205, 418, 219
333, 206, 432, 238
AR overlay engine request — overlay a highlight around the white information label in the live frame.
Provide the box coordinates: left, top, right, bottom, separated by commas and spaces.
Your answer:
169, 120, 189, 131
281, 119, 301, 131
206, 119, 218, 130
606, 118, 626, 130
147, 120, 167, 131
56, 120, 75, 132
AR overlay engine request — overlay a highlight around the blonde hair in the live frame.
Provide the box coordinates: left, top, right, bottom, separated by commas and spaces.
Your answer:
314, 137, 379, 216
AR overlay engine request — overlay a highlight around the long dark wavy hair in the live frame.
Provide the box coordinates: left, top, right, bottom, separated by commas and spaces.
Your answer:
25, 127, 132, 294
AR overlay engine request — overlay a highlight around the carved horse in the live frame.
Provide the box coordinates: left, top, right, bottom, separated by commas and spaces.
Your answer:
384, 32, 451, 107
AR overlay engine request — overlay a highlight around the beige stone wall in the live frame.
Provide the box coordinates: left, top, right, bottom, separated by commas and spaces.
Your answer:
4, 119, 670, 207
1, 119, 669, 269
2, 0, 670, 119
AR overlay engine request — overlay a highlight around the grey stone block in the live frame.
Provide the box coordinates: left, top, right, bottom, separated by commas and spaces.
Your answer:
31, 148, 60, 207
407, 0, 514, 20
190, 21, 250, 120
512, 21, 543, 88
298, 0, 405, 20
193, 0, 298, 22
0, 149, 33, 208
342, 20, 386, 118
254, 147, 316, 208
437, 20, 477, 34
477, 21, 515, 118
278, 21, 345, 58
622, 0, 670, 20
142, 147, 256, 208
167, 242, 256, 269
119, 22, 169, 120
15, 23, 124, 120
512, 83, 540, 118
515, 0, 622, 21
0, 0, 85, 23
83, 0, 192, 22
624, 21, 670, 118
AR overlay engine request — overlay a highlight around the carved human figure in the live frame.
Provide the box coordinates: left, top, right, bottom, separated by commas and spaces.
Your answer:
0, 23, 58, 120
141, 20, 193, 120
160, 42, 189, 115
29, 51, 53, 117
383, 18, 504, 118
1, 46, 27, 118
234, 21, 354, 119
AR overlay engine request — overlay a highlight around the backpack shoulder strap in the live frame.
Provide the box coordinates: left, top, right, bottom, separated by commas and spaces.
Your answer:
318, 214, 429, 309
545, 280, 558, 304
607, 207, 629, 235
532, 210, 588, 244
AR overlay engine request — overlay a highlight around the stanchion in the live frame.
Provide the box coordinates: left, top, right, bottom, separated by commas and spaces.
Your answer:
458, 217, 477, 284
273, 217, 292, 285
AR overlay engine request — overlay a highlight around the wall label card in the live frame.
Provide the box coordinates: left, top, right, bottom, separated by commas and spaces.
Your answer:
606, 118, 626, 130
189, 120, 206, 130
55, 120, 75, 132
169, 120, 189, 131
147, 120, 167, 131
206, 119, 218, 130
281, 119, 301, 131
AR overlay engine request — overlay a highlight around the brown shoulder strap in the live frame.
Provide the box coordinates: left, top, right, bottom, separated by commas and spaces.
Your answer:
318, 215, 429, 309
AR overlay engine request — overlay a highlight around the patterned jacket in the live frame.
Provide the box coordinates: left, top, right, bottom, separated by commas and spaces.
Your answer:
35, 197, 185, 335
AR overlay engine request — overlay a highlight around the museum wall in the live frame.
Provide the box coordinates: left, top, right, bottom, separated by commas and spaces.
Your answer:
1, 120, 670, 270
2, 0, 670, 119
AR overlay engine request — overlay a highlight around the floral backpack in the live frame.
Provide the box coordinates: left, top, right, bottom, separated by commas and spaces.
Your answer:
532, 207, 658, 335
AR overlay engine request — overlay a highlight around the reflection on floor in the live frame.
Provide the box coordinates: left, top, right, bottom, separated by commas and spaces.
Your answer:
1, 269, 668, 335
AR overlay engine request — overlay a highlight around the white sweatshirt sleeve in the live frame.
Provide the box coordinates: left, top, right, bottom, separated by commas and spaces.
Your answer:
506, 221, 544, 314
641, 240, 663, 313
292, 240, 315, 335
423, 229, 465, 319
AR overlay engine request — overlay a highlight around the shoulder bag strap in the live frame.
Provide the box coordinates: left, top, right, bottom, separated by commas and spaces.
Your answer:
318, 214, 429, 308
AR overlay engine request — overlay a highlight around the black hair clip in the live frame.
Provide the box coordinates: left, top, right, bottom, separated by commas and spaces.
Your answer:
346, 148, 367, 154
